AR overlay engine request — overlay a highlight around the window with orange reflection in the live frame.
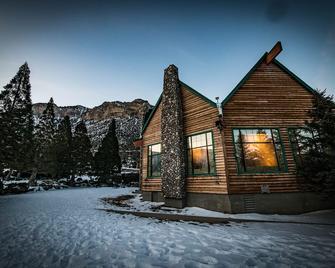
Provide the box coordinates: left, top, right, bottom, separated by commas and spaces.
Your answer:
233, 129, 286, 173
187, 132, 215, 176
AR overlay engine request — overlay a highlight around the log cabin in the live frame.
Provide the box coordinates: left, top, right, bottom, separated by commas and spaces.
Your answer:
134, 42, 335, 214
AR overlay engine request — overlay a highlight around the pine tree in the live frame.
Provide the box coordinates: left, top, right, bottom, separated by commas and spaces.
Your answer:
0, 116, 5, 175
0, 62, 34, 177
54, 116, 73, 179
94, 119, 121, 180
33, 97, 57, 178
298, 89, 335, 192
72, 121, 93, 176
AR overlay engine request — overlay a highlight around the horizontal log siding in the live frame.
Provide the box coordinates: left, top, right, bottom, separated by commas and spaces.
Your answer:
223, 62, 314, 194
181, 85, 228, 194
141, 105, 162, 192
141, 85, 229, 194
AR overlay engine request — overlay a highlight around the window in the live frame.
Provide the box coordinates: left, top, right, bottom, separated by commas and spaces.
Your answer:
187, 132, 215, 176
147, 143, 161, 177
233, 128, 286, 173
288, 128, 315, 167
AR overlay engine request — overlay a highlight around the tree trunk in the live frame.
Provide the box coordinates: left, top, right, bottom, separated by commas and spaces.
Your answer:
29, 168, 37, 186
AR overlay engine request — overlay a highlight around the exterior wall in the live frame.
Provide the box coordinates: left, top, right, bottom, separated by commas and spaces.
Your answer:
139, 60, 334, 214
222, 61, 314, 194
180, 84, 228, 194
227, 192, 335, 214
141, 83, 229, 194
141, 104, 162, 192
142, 190, 335, 214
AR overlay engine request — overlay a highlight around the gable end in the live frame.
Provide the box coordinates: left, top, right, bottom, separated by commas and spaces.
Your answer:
141, 81, 216, 135
221, 53, 316, 108
179, 81, 217, 108
141, 94, 162, 135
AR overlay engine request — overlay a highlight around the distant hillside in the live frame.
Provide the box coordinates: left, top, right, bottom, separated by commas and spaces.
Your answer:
32, 99, 152, 167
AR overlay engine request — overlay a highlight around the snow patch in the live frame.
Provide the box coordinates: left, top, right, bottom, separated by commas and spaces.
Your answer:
0, 187, 334, 267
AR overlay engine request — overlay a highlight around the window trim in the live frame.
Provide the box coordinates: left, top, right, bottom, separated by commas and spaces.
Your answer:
186, 130, 217, 177
147, 142, 161, 178
232, 127, 288, 175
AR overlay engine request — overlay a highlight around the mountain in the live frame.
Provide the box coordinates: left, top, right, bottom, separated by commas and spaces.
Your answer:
32, 99, 152, 167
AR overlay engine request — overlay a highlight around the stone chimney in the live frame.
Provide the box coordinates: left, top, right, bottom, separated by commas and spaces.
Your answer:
161, 64, 186, 208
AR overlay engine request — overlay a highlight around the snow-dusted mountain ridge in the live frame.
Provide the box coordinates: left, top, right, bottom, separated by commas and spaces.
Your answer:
32, 99, 152, 167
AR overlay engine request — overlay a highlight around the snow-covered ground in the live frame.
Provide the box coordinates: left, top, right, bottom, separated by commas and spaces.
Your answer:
0, 188, 334, 267
116, 194, 335, 225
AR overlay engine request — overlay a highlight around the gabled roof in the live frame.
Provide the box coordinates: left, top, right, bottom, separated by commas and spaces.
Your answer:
179, 81, 217, 108
142, 47, 316, 136
272, 59, 315, 94
141, 81, 216, 136
141, 93, 162, 135
221, 52, 316, 107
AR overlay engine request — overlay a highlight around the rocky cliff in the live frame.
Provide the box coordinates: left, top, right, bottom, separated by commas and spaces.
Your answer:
32, 99, 152, 167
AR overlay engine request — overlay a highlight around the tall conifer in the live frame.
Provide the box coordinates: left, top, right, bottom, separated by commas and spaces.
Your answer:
72, 121, 93, 176
0, 62, 34, 176
55, 116, 73, 179
298, 89, 335, 192
34, 97, 57, 177
94, 119, 121, 179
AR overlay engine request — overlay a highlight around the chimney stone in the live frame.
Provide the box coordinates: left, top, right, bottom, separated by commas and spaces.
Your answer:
160, 65, 186, 206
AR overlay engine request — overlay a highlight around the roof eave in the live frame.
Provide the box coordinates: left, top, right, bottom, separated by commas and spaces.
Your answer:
221, 52, 268, 107
272, 59, 316, 95
179, 81, 217, 108
141, 94, 162, 136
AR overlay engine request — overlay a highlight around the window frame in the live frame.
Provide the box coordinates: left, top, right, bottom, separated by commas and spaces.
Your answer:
232, 127, 288, 175
186, 130, 217, 177
287, 127, 316, 169
147, 142, 161, 178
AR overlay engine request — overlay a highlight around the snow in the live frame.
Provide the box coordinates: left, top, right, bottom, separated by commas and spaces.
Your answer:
3, 180, 29, 185
1, 188, 335, 267
108, 192, 335, 225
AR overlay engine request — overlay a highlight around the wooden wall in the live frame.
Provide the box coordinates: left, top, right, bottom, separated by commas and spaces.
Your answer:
141, 84, 228, 194
141, 104, 162, 192
181, 85, 228, 194
222, 61, 314, 194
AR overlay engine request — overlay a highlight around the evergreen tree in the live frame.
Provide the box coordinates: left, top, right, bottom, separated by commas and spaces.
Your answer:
0, 62, 34, 177
0, 110, 4, 174
72, 121, 93, 176
94, 119, 121, 179
33, 97, 57, 178
298, 89, 335, 192
54, 116, 73, 179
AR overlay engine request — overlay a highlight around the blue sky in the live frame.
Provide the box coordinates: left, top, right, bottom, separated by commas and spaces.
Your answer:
0, 0, 334, 107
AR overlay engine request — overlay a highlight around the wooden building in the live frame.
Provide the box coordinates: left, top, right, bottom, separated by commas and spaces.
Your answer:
134, 42, 335, 214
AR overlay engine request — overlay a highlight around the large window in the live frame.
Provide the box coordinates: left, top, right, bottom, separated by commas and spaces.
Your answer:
288, 128, 315, 167
187, 132, 215, 176
147, 143, 161, 177
233, 128, 286, 173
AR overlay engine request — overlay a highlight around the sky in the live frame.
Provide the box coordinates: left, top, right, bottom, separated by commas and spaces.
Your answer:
0, 0, 334, 107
